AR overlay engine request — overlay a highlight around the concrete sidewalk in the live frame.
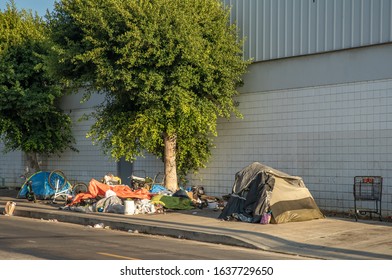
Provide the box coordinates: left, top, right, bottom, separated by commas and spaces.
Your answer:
1, 188, 392, 260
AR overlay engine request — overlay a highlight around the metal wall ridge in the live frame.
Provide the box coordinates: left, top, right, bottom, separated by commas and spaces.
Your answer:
223, 0, 392, 62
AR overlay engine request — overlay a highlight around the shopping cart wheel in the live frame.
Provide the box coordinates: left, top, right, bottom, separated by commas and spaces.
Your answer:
72, 182, 88, 196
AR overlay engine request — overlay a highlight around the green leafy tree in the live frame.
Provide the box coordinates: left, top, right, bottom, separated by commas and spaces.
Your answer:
0, 1, 76, 172
48, 0, 249, 191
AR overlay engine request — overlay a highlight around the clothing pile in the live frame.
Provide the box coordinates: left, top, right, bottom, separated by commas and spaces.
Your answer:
62, 178, 220, 215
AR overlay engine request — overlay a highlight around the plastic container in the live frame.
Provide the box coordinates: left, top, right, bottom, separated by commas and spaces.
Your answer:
207, 201, 218, 209
124, 199, 135, 215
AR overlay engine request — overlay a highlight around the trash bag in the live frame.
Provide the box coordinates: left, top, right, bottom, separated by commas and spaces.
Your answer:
172, 189, 190, 199
150, 184, 170, 195
95, 196, 123, 213
135, 199, 156, 214
107, 203, 125, 214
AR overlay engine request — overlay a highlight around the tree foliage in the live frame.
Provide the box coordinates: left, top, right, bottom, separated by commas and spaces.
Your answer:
0, 1, 76, 170
48, 0, 249, 187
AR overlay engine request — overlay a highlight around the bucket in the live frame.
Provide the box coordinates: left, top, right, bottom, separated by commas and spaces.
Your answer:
207, 201, 218, 209
124, 199, 135, 215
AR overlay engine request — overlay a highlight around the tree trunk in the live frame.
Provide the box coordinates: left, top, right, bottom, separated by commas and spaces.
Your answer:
164, 133, 178, 192
25, 152, 41, 174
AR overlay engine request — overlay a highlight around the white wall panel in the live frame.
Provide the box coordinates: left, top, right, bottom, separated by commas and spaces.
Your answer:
0, 146, 23, 188
223, 0, 392, 61
42, 108, 118, 185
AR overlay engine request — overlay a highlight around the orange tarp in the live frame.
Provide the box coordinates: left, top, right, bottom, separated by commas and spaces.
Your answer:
69, 178, 152, 205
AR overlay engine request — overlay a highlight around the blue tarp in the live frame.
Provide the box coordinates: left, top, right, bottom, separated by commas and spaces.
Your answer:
17, 171, 71, 200
149, 184, 167, 194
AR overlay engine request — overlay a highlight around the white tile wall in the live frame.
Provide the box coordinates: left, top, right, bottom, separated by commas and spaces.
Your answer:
42, 108, 118, 185
0, 147, 23, 188
133, 154, 164, 183
189, 78, 392, 216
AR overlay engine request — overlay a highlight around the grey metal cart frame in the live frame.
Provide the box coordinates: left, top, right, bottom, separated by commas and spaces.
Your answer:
129, 170, 164, 190
353, 176, 383, 221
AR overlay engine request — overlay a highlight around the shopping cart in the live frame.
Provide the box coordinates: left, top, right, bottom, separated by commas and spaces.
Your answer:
353, 176, 383, 221
129, 170, 164, 191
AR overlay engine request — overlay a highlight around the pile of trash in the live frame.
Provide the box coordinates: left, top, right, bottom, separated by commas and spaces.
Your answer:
62, 175, 224, 216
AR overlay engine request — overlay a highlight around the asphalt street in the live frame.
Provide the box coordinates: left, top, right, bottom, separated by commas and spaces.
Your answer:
0, 215, 308, 260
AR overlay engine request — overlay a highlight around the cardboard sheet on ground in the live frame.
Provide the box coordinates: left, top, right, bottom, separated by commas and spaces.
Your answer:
70, 179, 151, 205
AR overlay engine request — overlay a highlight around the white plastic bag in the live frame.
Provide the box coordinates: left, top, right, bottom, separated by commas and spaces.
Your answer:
4, 201, 16, 216
105, 189, 116, 198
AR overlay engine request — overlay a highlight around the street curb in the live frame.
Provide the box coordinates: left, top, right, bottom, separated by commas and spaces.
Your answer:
12, 208, 260, 250
11, 207, 326, 259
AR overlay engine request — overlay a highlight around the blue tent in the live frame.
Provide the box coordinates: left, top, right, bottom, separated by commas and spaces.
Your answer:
17, 171, 71, 200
